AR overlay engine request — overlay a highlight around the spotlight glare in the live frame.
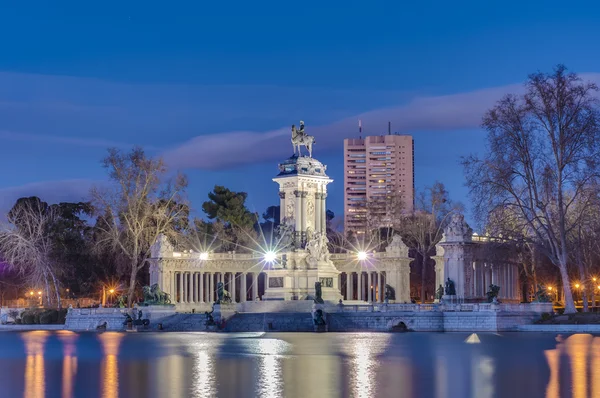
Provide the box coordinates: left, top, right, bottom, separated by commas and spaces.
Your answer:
199, 252, 209, 261
357, 251, 368, 261
264, 251, 277, 263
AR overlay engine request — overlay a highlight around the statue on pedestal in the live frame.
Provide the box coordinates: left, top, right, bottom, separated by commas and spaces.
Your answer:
436, 285, 444, 300
291, 120, 315, 158
314, 281, 324, 304
444, 278, 456, 296
216, 282, 232, 304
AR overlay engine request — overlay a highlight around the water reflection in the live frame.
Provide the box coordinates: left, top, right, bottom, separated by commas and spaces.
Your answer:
99, 332, 123, 398
8, 332, 600, 397
57, 331, 78, 398
256, 339, 286, 398
22, 331, 49, 398
191, 339, 217, 398
343, 333, 390, 398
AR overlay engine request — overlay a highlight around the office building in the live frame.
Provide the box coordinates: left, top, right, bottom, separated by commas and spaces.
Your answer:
344, 134, 414, 234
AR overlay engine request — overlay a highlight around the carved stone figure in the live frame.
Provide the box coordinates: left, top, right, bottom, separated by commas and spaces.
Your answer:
216, 282, 232, 304
385, 284, 396, 301
142, 283, 172, 305
205, 310, 216, 326
150, 234, 174, 258
443, 213, 473, 243
313, 309, 326, 325
275, 220, 295, 249
314, 281, 324, 304
486, 284, 501, 303
291, 120, 316, 158
306, 232, 331, 267
436, 284, 444, 300
444, 278, 456, 296
386, 234, 409, 257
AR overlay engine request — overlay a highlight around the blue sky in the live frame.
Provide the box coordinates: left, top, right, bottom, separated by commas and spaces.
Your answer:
1, 1, 600, 229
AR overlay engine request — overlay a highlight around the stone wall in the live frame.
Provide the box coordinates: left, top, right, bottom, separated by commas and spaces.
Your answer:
65, 308, 128, 331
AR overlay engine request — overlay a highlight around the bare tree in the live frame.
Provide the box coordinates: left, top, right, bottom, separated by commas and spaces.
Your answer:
394, 182, 459, 303
463, 65, 600, 313
92, 147, 188, 307
0, 199, 62, 308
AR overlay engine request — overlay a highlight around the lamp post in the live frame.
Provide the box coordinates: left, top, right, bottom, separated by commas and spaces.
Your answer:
108, 289, 115, 305
37, 291, 42, 307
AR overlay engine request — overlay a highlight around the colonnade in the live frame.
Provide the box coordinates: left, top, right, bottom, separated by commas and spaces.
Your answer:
338, 271, 387, 303
472, 262, 519, 300
168, 271, 266, 304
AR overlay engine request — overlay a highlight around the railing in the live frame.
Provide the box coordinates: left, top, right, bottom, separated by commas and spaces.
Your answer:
329, 302, 552, 313
67, 308, 129, 315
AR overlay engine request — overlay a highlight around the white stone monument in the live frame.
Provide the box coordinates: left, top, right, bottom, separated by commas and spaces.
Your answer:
263, 121, 342, 302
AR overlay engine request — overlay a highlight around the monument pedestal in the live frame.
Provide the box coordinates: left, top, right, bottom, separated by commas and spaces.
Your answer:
263, 262, 342, 302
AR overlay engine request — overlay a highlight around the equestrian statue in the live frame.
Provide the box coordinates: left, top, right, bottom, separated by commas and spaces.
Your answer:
291, 120, 315, 158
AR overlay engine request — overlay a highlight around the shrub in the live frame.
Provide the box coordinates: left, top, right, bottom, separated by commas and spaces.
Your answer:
21, 313, 35, 324
57, 309, 67, 324
540, 313, 552, 322
39, 310, 54, 324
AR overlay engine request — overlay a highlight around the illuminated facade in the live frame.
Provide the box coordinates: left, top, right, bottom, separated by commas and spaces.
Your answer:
344, 134, 414, 234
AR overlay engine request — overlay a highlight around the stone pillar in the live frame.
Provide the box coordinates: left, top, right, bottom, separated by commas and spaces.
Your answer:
294, 190, 302, 233
232, 272, 237, 303
315, 192, 322, 234
278, 191, 286, 224
199, 272, 204, 303
241, 273, 247, 302
170, 271, 175, 299
379, 272, 384, 302
188, 273, 193, 303
321, 193, 327, 233
348, 273, 354, 301
179, 272, 184, 303
208, 273, 213, 302
253, 272, 259, 300
358, 273, 363, 301
192, 273, 196, 303
367, 272, 373, 303
300, 191, 308, 233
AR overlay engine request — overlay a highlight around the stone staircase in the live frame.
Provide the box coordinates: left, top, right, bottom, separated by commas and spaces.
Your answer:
151, 313, 208, 331
224, 312, 314, 332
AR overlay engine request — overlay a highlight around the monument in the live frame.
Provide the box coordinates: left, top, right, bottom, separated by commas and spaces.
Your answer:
262, 121, 342, 302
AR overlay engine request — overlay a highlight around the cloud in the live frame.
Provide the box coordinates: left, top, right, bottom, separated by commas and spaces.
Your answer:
0, 130, 141, 149
162, 72, 600, 170
0, 179, 97, 215
162, 83, 522, 170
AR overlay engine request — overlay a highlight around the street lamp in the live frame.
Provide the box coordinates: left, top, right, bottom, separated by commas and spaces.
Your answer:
264, 251, 277, 263
357, 251, 368, 261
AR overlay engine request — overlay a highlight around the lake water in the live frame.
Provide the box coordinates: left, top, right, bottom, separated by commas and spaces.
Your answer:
0, 331, 596, 398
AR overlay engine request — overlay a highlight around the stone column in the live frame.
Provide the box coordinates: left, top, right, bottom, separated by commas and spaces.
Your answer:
300, 191, 308, 233
170, 271, 175, 299
278, 191, 286, 224
241, 273, 247, 302
179, 272, 184, 303
379, 272, 384, 302
294, 190, 302, 233
253, 272, 258, 300
367, 272, 373, 303
348, 273, 354, 301
321, 193, 327, 232
232, 272, 237, 303
208, 273, 213, 302
315, 192, 322, 234
358, 273, 363, 301
199, 272, 204, 303
192, 273, 196, 303
188, 273, 193, 303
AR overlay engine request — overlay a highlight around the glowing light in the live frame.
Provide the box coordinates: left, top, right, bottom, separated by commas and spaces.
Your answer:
357, 251, 368, 261
37, 291, 42, 295
547, 286, 553, 291
594, 277, 597, 282
264, 251, 277, 263
199, 252, 209, 261
109, 289, 115, 294
576, 283, 580, 289
29, 291, 34, 296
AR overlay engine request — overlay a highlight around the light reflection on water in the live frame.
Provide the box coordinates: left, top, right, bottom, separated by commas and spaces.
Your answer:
7, 331, 600, 397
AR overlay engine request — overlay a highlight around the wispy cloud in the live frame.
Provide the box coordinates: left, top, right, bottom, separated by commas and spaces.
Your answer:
0, 179, 97, 215
0, 130, 141, 149
162, 83, 521, 169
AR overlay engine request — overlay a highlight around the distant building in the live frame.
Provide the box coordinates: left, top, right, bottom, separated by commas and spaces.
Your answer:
344, 134, 414, 234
